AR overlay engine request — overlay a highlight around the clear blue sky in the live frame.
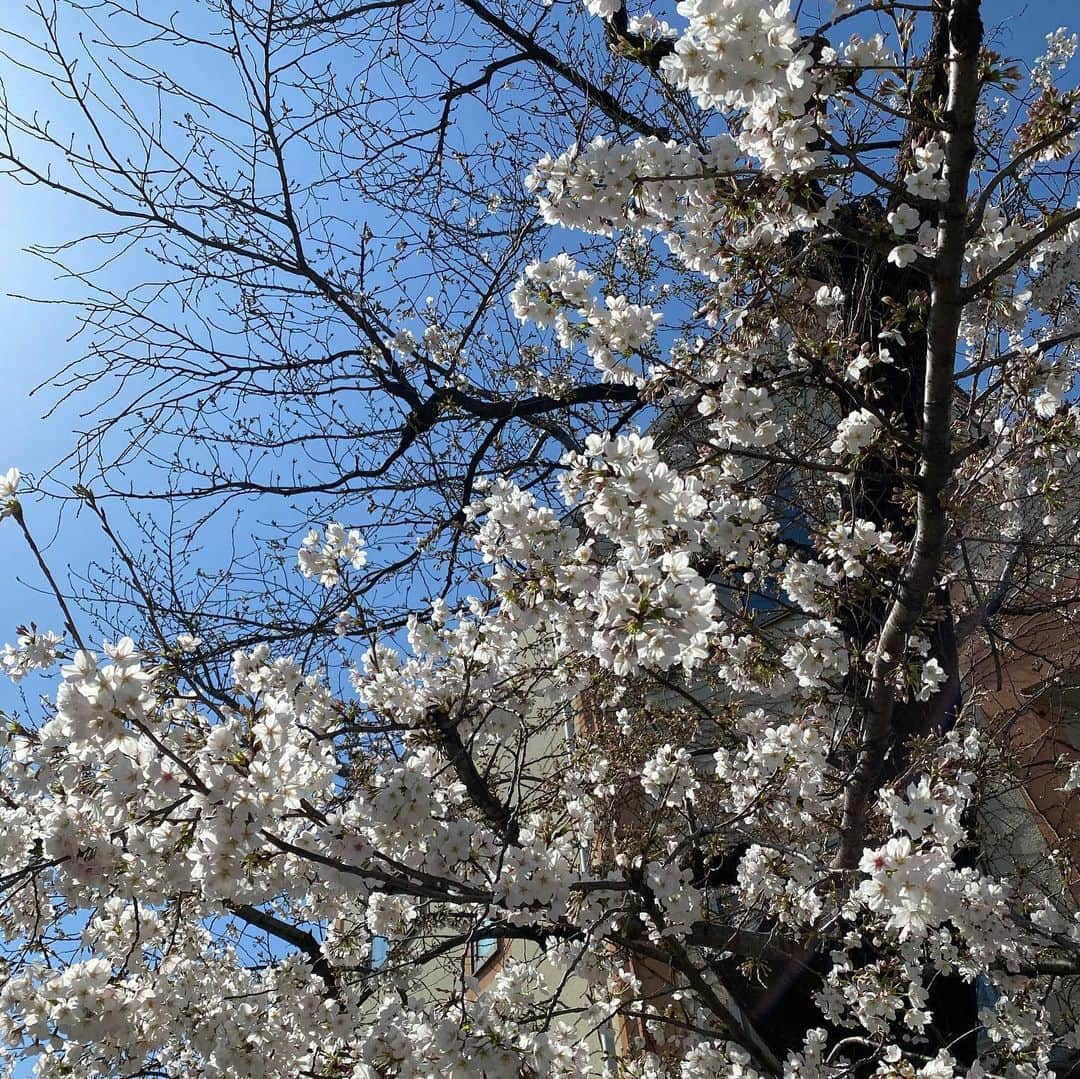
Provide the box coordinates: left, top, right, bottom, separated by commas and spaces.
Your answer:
0, 0, 1067, 676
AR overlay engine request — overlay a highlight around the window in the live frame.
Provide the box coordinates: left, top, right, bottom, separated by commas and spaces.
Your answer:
469, 931, 499, 972
370, 934, 388, 970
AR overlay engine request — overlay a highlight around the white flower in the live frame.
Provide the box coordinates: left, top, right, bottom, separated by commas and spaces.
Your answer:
905, 165, 948, 202
0, 467, 19, 498
887, 204, 921, 234
641, 743, 699, 807
824, 518, 899, 577
582, 0, 620, 17
914, 657, 948, 701
1035, 390, 1060, 418
297, 523, 367, 588
389, 329, 417, 355
0, 467, 20, 519
831, 408, 883, 455
781, 558, 831, 614
888, 243, 919, 268
1, 628, 63, 683
782, 620, 849, 688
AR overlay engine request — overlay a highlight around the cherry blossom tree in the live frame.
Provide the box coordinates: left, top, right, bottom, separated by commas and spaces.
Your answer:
4, 0, 1080, 1075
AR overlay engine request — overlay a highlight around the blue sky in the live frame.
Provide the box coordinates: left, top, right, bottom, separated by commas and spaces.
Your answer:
0, 0, 1067, 705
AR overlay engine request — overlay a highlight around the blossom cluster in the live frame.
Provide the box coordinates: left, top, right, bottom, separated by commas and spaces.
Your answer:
297, 521, 367, 587
510, 254, 662, 384
1, 626, 62, 683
